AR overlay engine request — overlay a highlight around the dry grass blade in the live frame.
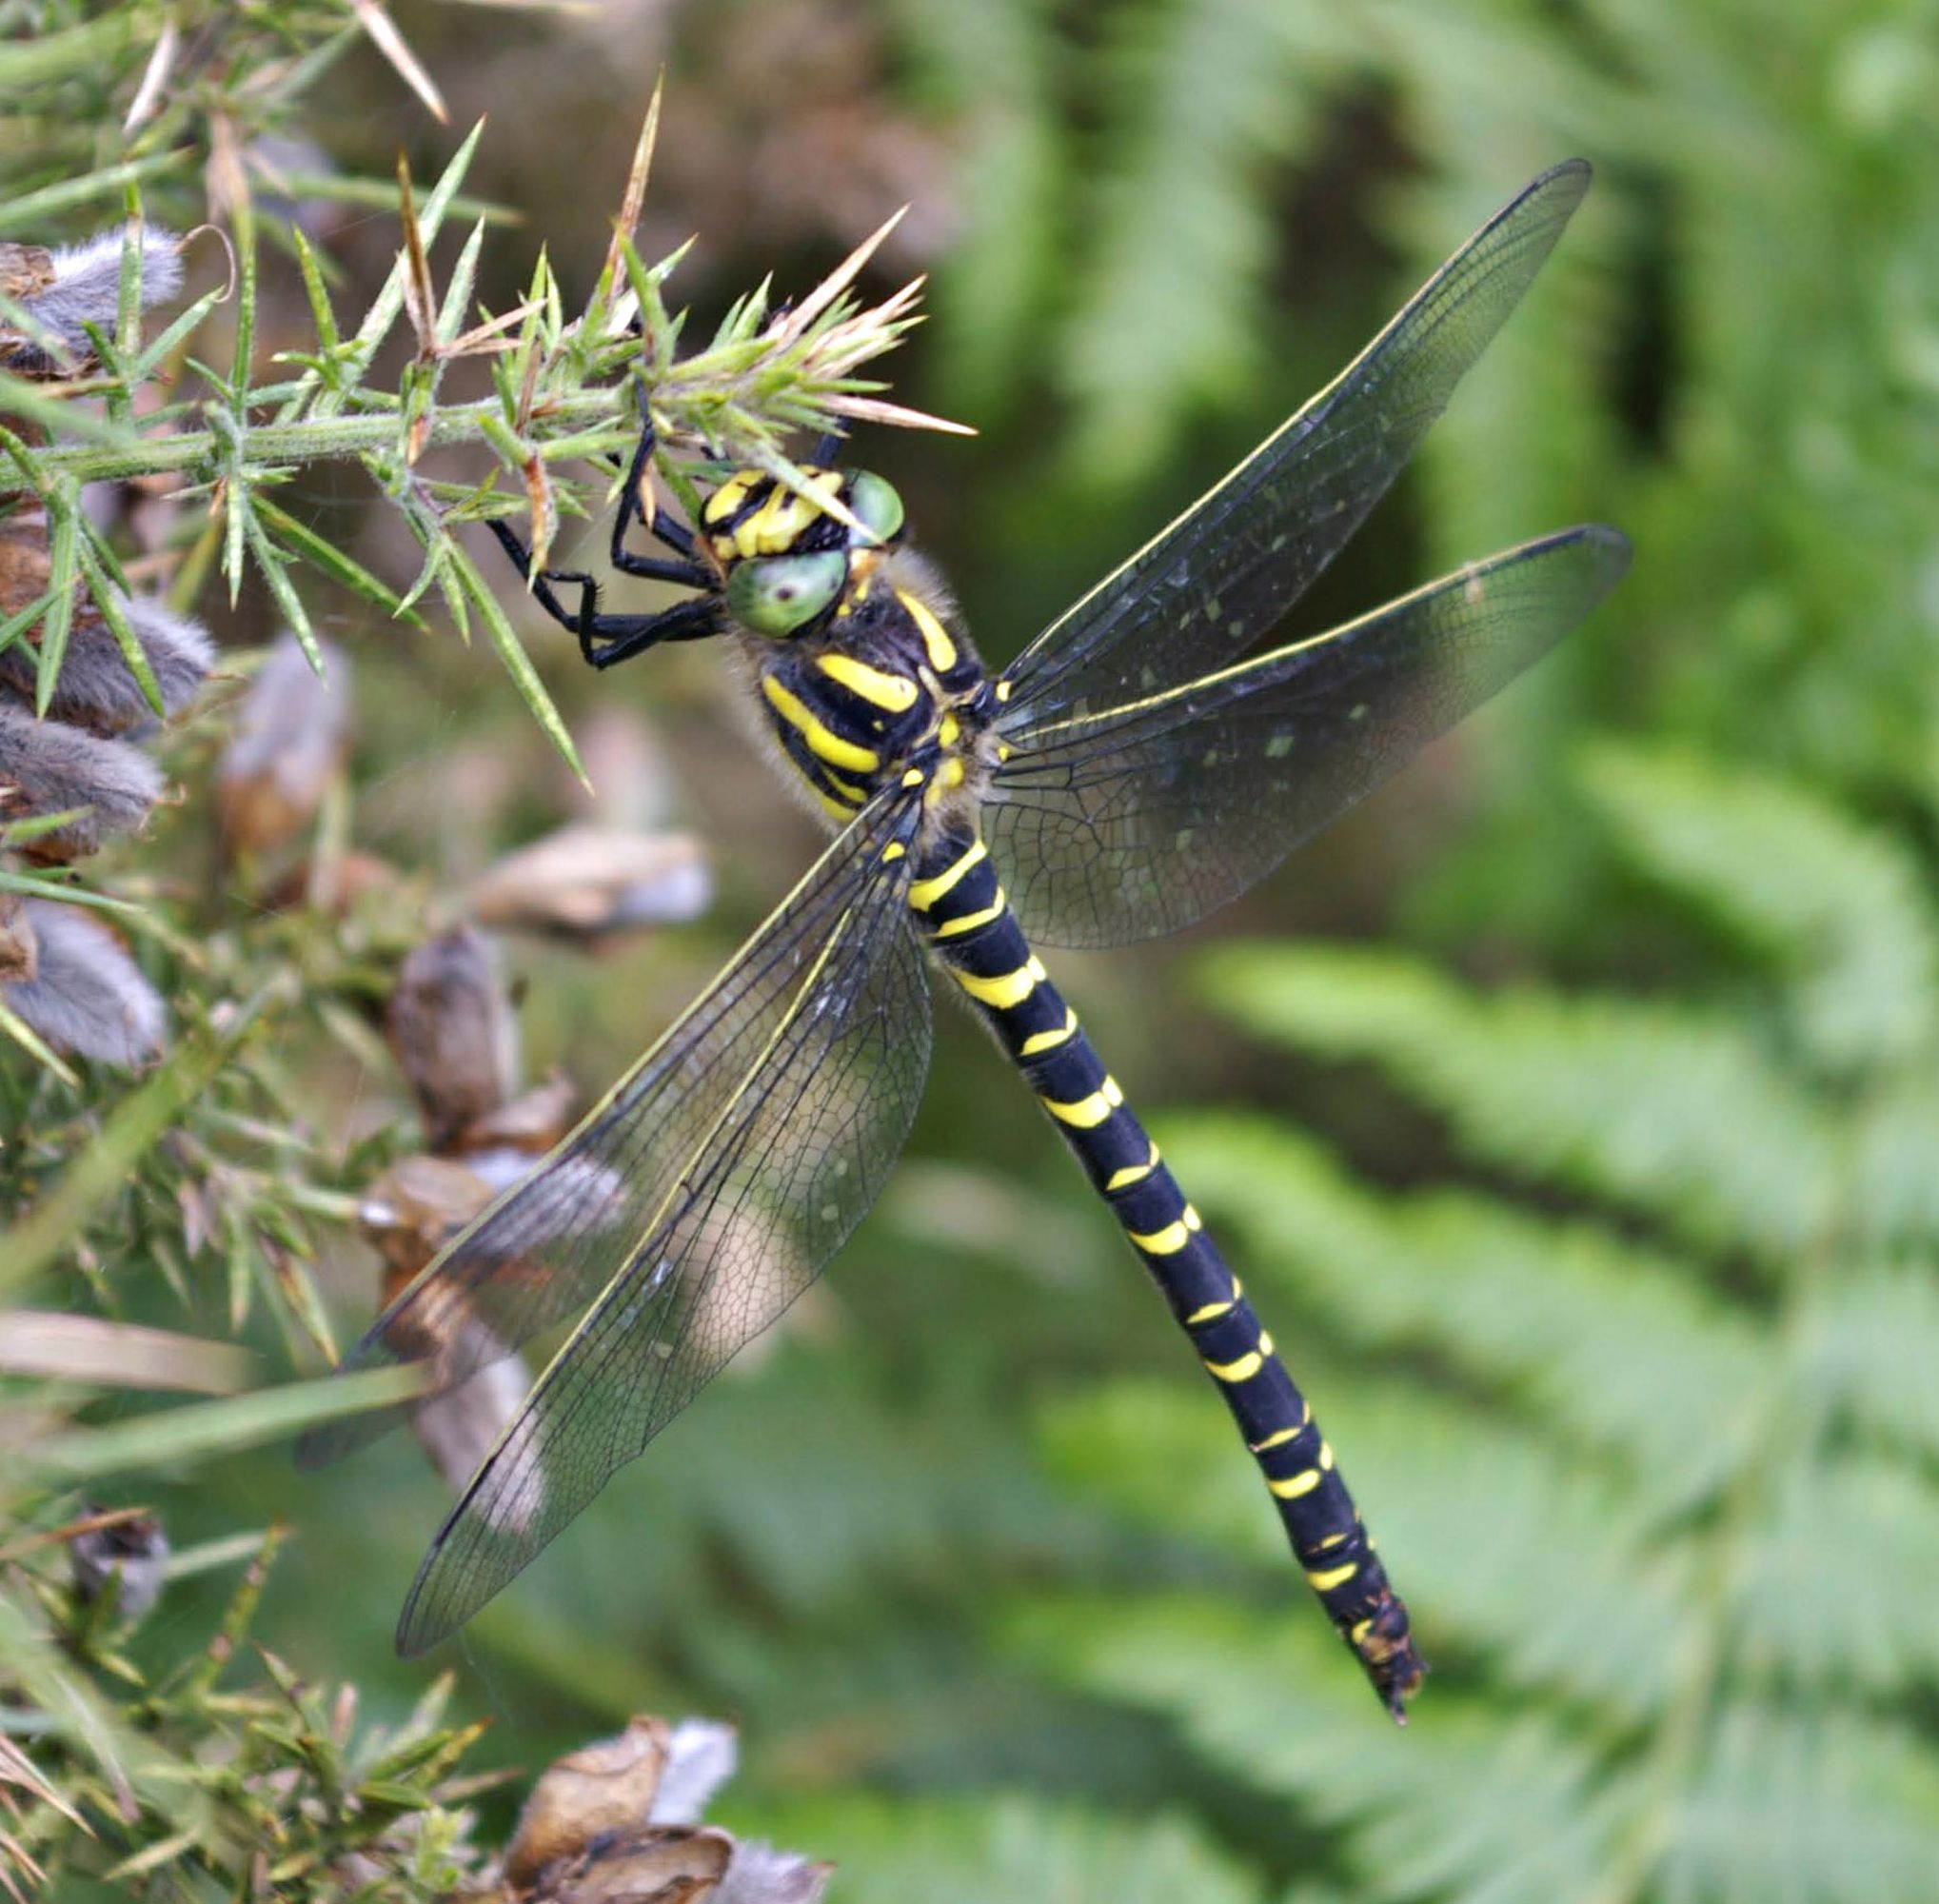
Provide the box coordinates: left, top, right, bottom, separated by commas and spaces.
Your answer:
825, 394, 977, 435
597, 76, 663, 318
445, 297, 544, 361
395, 155, 437, 357
348, 0, 449, 125
122, 19, 179, 135
0, 1737, 83, 1829
766, 207, 908, 349
0, 1313, 258, 1393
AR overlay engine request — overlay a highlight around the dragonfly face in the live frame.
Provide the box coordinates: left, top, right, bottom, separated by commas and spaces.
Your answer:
701, 466, 1000, 829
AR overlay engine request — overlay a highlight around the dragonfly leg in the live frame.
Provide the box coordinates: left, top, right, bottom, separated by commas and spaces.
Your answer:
486, 519, 724, 668
610, 380, 711, 579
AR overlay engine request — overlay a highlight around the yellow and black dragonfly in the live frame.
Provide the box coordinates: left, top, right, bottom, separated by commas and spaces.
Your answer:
305, 161, 1628, 1717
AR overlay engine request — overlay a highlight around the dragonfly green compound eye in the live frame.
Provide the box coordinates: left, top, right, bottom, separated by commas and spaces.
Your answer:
726, 548, 849, 636
844, 469, 904, 545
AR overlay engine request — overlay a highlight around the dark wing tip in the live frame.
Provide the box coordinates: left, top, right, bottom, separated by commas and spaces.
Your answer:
1568, 522, 1635, 596
394, 1540, 460, 1658
1528, 155, 1593, 204
394, 1608, 443, 1660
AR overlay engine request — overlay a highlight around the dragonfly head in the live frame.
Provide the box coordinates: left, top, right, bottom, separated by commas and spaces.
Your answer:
703, 466, 906, 639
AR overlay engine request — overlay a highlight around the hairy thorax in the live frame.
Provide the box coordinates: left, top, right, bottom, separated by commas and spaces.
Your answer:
737, 546, 1001, 842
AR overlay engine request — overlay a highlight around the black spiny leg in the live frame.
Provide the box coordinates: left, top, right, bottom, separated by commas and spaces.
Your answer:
607, 391, 715, 586
488, 385, 726, 671
487, 518, 725, 671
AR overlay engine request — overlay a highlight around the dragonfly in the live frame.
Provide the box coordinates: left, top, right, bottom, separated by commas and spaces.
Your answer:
304, 160, 1629, 1718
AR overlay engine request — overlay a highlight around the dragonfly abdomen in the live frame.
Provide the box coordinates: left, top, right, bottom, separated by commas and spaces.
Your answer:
910, 825, 1425, 1718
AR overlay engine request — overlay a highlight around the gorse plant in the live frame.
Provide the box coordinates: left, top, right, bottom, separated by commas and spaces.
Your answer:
1, 8, 953, 1892
3, 0, 954, 776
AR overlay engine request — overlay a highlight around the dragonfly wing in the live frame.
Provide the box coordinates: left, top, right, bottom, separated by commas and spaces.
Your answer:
300, 796, 931, 1653
997, 162, 1592, 726
393, 802, 930, 1653
986, 526, 1630, 948
300, 796, 924, 1472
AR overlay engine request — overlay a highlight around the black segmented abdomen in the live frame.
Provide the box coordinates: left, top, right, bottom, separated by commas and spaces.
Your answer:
907, 822, 1424, 1717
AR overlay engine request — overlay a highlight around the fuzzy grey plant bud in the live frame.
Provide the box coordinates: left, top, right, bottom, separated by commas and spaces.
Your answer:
2, 899, 165, 1067
388, 925, 522, 1149
0, 592, 214, 734
647, 1720, 739, 1827
0, 704, 164, 862
469, 823, 710, 944
0, 888, 34, 983
714, 1839, 832, 1904
0, 227, 184, 377
216, 632, 350, 859
69, 1510, 170, 1621
502, 1716, 829, 1904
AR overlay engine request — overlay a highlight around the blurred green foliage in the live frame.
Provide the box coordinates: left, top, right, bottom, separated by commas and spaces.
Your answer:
8, 0, 1939, 1898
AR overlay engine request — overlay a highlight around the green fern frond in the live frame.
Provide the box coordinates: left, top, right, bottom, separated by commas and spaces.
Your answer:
1798, 1263, 1939, 1459
1661, 1705, 1939, 1904
1581, 742, 1939, 1073
1039, 1376, 1688, 1721
1053, 0, 1333, 483
1006, 1592, 1620, 1904
1199, 942, 1836, 1261
1850, 1084, 1939, 1249
887, 0, 1064, 423
1736, 1455, 1939, 1692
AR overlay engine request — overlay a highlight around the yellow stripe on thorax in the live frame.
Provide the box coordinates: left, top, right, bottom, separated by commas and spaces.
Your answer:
923, 756, 967, 805
762, 674, 880, 775
817, 651, 920, 712
897, 589, 958, 672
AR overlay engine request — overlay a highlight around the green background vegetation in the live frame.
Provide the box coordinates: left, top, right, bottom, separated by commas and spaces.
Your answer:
8, 0, 1939, 1896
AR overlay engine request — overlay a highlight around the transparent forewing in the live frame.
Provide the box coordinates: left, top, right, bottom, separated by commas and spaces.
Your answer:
300, 798, 923, 1472
385, 803, 931, 1653
996, 162, 1591, 728
986, 527, 1630, 948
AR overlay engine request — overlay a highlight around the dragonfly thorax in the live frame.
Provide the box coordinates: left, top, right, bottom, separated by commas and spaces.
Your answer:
744, 547, 996, 829
696, 462, 994, 826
